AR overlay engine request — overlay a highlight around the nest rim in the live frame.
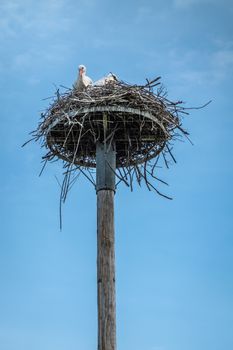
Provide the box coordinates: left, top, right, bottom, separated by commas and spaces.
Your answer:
46, 104, 170, 168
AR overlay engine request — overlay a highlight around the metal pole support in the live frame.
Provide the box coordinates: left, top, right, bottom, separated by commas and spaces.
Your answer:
96, 141, 116, 350
96, 142, 116, 193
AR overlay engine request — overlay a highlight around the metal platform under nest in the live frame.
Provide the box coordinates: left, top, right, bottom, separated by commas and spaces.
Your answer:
46, 105, 169, 168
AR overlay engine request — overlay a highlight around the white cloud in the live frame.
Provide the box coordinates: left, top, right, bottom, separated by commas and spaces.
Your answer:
0, 0, 74, 39
0, 0, 98, 76
178, 58, 233, 87
0, 0, 83, 75
171, 44, 233, 85
11, 43, 69, 73
144, 43, 233, 90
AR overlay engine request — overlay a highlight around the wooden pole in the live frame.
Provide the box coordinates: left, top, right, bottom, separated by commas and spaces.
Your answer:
96, 141, 116, 350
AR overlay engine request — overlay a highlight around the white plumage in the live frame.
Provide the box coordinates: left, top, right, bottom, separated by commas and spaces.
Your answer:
73, 65, 93, 91
94, 73, 118, 86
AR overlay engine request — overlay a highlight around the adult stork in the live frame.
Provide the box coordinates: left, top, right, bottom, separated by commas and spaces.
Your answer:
73, 65, 93, 91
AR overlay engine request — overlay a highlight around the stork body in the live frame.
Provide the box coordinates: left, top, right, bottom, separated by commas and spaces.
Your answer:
73, 65, 93, 91
94, 73, 118, 86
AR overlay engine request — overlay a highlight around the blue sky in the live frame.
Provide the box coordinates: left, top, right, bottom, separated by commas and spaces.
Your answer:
0, 0, 233, 349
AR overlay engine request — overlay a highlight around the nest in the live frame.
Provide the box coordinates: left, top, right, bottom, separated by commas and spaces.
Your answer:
26, 77, 201, 214
42, 79, 187, 168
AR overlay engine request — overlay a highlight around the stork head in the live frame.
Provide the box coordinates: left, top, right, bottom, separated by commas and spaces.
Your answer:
78, 64, 86, 76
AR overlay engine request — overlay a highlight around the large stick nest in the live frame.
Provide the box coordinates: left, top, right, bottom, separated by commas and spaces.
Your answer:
26, 77, 202, 217
34, 78, 190, 165
42, 79, 188, 169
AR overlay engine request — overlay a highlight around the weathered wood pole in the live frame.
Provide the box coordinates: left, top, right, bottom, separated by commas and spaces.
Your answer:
96, 141, 116, 350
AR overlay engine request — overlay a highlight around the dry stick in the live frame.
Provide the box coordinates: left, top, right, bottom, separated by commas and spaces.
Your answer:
134, 164, 141, 186
55, 175, 62, 188
126, 165, 134, 191
130, 168, 137, 190
65, 166, 80, 195
100, 158, 117, 185
58, 165, 80, 228
184, 100, 212, 110
59, 167, 74, 229
59, 193, 63, 230
173, 125, 193, 145
134, 164, 142, 183
68, 171, 81, 191
87, 168, 95, 185
148, 181, 173, 200
166, 144, 177, 164
70, 114, 86, 165
88, 114, 97, 143
115, 167, 130, 187
79, 167, 95, 186
122, 166, 131, 185
39, 159, 48, 177
162, 151, 169, 169
139, 76, 161, 90
145, 168, 169, 186
62, 164, 79, 174
151, 154, 161, 175
62, 123, 75, 147
59, 85, 72, 90
143, 160, 151, 192
59, 169, 71, 230
62, 167, 72, 202
106, 126, 118, 153
137, 163, 172, 200
21, 137, 36, 147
